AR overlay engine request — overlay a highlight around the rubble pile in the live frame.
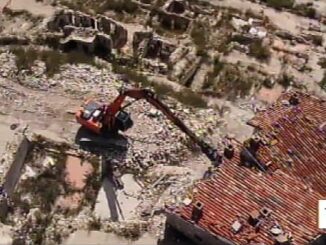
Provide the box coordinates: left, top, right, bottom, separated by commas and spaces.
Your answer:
0, 51, 17, 79
0, 0, 325, 244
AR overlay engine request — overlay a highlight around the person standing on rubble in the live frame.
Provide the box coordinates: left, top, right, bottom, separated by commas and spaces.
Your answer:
203, 166, 214, 179
104, 159, 124, 190
0, 185, 7, 198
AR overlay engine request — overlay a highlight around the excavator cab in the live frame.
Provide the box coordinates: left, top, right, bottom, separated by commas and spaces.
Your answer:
81, 101, 103, 121
76, 98, 133, 135
115, 110, 133, 132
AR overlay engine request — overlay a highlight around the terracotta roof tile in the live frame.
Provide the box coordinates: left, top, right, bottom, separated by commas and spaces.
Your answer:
249, 91, 326, 195
172, 92, 326, 244
175, 144, 324, 244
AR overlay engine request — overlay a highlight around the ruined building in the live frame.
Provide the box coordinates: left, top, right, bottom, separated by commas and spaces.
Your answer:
47, 9, 128, 56
152, 0, 194, 32
133, 31, 176, 74
133, 31, 200, 84
166, 91, 326, 245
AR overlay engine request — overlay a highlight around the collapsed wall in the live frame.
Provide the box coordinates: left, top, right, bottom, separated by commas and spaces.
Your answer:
61, 25, 113, 56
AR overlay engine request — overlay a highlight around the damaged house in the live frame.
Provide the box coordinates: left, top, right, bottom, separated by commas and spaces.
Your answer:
47, 9, 128, 56
152, 0, 194, 32
166, 91, 326, 245
133, 31, 200, 84
133, 31, 177, 74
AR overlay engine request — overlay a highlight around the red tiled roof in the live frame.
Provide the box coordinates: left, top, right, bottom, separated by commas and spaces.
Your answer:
172, 92, 326, 244
175, 143, 325, 244
248, 91, 326, 195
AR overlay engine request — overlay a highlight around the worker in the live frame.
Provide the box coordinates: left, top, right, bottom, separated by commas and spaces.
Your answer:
112, 165, 124, 190
203, 166, 214, 179
0, 185, 7, 198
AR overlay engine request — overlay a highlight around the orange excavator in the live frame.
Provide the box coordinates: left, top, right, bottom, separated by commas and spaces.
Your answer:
75, 86, 221, 163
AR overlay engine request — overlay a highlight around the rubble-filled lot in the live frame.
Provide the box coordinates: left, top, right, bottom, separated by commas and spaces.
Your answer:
0, 49, 223, 244
6, 136, 100, 244
0, 0, 326, 244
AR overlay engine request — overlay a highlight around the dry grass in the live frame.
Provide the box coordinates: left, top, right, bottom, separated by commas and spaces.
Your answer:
318, 58, 326, 69
248, 40, 271, 62
320, 72, 326, 91
61, 0, 139, 14
10, 47, 98, 77
191, 21, 208, 56
203, 58, 224, 90
263, 0, 294, 10
112, 63, 208, 107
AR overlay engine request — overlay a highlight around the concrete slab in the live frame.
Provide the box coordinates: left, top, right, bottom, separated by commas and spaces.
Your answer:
116, 174, 142, 220
64, 230, 157, 245
0, 223, 12, 245
94, 174, 142, 221
94, 180, 112, 220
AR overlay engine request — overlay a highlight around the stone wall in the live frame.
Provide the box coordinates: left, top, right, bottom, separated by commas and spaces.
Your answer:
97, 16, 128, 49
157, 11, 191, 31
133, 31, 176, 63
168, 47, 200, 83
0, 135, 32, 221
60, 26, 112, 56
48, 9, 128, 49
2, 136, 31, 196
132, 31, 153, 55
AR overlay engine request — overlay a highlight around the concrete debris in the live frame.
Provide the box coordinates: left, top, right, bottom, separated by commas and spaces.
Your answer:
0, 0, 325, 244
0, 223, 12, 245
231, 17, 249, 31
249, 27, 267, 38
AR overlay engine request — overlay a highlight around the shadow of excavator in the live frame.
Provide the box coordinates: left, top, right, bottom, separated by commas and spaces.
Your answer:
74, 126, 129, 155
75, 126, 129, 221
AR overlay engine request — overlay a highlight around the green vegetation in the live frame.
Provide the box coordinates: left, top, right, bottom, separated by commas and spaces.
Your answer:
203, 58, 224, 90
61, 0, 139, 14
101, 0, 139, 14
19, 153, 67, 212
112, 63, 207, 108
278, 73, 293, 88
213, 65, 255, 100
263, 0, 294, 10
10, 47, 98, 77
83, 171, 101, 207
318, 58, 326, 69
88, 216, 102, 231
245, 9, 263, 19
174, 88, 207, 108
320, 72, 326, 91
2, 8, 43, 22
28, 213, 51, 244
191, 21, 208, 56
248, 40, 271, 62
294, 4, 316, 19
140, 0, 152, 4
311, 35, 323, 46
262, 78, 274, 89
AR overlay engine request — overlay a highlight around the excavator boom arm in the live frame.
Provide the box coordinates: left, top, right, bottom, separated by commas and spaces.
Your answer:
105, 88, 220, 163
